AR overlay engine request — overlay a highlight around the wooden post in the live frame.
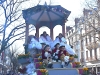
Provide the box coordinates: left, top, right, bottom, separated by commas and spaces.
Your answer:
36, 27, 39, 38
25, 23, 29, 44
62, 24, 65, 37
50, 28, 53, 40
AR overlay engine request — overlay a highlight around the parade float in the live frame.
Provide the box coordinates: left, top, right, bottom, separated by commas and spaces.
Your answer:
17, 2, 90, 75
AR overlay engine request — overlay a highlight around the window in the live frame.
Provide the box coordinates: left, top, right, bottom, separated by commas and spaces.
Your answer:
86, 51, 88, 59
90, 50, 92, 58
81, 40, 83, 51
86, 37, 87, 43
94, 48, 97, 59
89, 35, 91, 42
81, 52, 84, 62
72, 37, 73, 43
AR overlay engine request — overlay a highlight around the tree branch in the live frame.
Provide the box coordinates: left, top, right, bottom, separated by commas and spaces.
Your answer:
5, 35, 25, 50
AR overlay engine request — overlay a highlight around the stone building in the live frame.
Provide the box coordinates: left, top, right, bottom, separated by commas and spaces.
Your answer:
66, 7, 100, 73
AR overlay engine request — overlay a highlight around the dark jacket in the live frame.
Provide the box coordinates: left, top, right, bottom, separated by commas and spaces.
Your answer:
42, 50, 52, 59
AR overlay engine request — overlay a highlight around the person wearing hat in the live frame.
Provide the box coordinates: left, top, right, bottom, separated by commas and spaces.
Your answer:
53, 33, 75, 55
58, 45, 70, 68
42, 45, 53, 68
52, 43, 60, 62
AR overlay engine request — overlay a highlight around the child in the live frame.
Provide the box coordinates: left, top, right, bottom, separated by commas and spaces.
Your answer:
42, 45, 53, 68
52, 43, 60, 62
58, 45, 70, 68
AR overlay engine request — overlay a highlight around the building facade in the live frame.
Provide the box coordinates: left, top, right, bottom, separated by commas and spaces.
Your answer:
66, 8, 100, 73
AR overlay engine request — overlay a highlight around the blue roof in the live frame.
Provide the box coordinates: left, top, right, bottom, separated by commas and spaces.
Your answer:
22, 5, 71, 28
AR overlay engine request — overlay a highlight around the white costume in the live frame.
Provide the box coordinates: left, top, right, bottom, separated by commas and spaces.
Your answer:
64, 56, 69, 62
26, 62, 37, 75
53, 37, 75, 55
28, 37, 43, 50
40, 35, 53, 47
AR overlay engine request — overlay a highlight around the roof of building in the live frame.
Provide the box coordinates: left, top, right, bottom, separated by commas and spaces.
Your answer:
22, 4, 71, 29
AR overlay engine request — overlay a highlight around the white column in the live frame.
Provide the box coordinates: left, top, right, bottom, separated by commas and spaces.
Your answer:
77, 27, 81, 62
96, 66, 98, 74
83, 37, 86, 63
97, 48, 100, 59
77, 40, 81, 62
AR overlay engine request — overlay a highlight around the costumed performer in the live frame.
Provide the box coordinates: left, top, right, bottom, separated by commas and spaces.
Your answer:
26, 62, 37, 75
27, 35, 37, 57
52, 43, 60, 62
27, 35, 35, 50
33, 33, 43, 50
27, 35, 41, 58
54, 33, 75, 55
58, 45, 70, 68
40, 31, 53, 47
42, 45, 53, 68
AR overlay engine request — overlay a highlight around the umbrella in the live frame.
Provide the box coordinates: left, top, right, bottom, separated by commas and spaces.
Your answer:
22, 3, 71, 28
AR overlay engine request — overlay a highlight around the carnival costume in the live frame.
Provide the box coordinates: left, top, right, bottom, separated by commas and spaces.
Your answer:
42, 47, 53, 68
58, 45, 70, 68
53, 37, 75, 55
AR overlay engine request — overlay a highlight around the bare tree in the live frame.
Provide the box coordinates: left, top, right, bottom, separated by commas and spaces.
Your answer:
0, 0, 42, 54
78, 0, 100, 41
6, 45, 24, 72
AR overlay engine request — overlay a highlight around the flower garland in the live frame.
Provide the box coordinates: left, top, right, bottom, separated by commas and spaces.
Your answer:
74, 62, 81, 68
17, 53, 31, 59
38, 62, 47, 69
38, 62, 48, 75
74, 55, 78, 58
38, 58, 43, 62
83, 67, 89, 75
35, 54, 42, 58
40, 69, 48, 75
69, 56, 74, 61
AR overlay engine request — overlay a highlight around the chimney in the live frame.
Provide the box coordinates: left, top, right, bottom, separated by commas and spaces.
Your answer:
83, 8, 89, 16
83, 8, 92, 17
66, 26, 72, 32
75, 18, 79, 25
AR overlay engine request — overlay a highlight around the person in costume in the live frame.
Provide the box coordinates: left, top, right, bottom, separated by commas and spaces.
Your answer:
27, 35, 35, 50
33, 33, 43, 50
53, 33, 75, 55
27, 34, 42, 58
40, 31, 53, 47
42, 45, 53, 68
52, 43, 60, 62
58, 45, 70, 68
28, 33, 44, 50
26, 62, 37, 75
27, 35, 37, 57
38, 43, 46, 59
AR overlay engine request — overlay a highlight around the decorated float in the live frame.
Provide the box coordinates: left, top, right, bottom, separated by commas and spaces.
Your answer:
17, 2, 90, 75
